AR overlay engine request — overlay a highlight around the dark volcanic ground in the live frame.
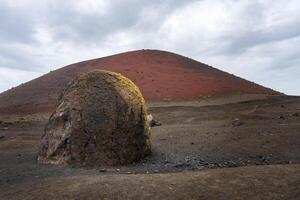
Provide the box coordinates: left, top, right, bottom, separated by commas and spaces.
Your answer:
0, 94, 300, 199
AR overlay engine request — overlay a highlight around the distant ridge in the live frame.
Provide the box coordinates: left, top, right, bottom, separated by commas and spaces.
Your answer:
0, 49, 277, 114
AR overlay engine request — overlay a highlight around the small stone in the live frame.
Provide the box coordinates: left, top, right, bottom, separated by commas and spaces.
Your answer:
292, 113, 299, 117
232, 118, 243, 126
208, 163, 215, 168
116, 169, 120, 172
147, 114, 162, 127
154, 170, 159, 173
0, 135, 4, 139
99, 168, 107, 172
3, 123, 10, 127
278, 115, 285, 119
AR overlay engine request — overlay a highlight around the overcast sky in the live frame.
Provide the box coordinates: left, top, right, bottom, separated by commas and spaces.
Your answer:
0, 0, 300, 95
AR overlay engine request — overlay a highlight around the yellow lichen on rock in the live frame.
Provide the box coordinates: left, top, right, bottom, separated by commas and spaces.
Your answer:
38, 70, 151, 167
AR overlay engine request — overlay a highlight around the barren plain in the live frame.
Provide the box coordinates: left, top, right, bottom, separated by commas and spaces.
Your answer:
1, 94, 299, 199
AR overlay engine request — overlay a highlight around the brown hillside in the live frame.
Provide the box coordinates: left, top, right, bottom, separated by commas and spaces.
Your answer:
0, 50, 277, 114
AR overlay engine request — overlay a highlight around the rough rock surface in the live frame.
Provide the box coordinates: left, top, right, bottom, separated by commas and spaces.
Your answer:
38, 70, 151, 167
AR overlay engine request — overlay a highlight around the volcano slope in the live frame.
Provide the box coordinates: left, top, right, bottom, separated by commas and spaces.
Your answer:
0, 49, 276, 115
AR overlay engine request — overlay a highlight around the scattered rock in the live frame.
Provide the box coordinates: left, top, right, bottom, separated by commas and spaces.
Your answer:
0, 135, 5, 140
291, 113, 299, 117
151, 119, 162, 127
174, 163, 192, 168
258, 155, 266, 160
3, 122, 13, 127
278, 115, 285, 119
99, 168, 107, 173
164, 160, 169, 164
38, 70, 151, 167
147, 114, 162, 127
232, 118, 243, 126
208, 163, 215, 168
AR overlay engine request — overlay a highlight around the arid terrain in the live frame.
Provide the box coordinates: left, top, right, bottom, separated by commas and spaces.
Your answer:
1, 94, 299, 199
0, 50, 298, 199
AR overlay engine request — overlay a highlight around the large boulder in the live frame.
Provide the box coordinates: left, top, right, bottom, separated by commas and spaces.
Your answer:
38, 70, 151, 167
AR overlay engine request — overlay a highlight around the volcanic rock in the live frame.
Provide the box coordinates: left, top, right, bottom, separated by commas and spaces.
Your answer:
232, 118, 243, 127
147, 114, 162, 127
291, 113, 299, 117
38, 70, 151, 167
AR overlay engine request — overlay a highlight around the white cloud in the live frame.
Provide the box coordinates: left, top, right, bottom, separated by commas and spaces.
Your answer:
73, 0, 110, 15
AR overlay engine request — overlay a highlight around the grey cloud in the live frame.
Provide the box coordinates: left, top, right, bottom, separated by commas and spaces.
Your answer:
0, 3, 35, 43
268, 41, 300, 70
47, 1, 139, 43
219, 19, 300, 55
45, 0, 189, 45
0, 46, 41, 71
